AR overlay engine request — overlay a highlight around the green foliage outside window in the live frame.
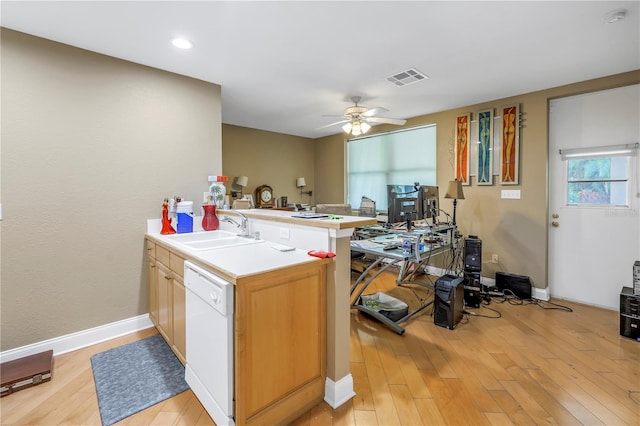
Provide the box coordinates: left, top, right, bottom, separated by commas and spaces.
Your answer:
567, 158, 611, 204
566, 156, 628, 206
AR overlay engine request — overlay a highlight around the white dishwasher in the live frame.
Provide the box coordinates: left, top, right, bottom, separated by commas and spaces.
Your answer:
184, 261, 235, 426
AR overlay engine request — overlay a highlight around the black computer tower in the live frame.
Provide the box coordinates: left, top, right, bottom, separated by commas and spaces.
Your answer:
434, 275, 464, 329
620, 286, 640, 341
464, 237, 482, 272
464, 271, 482, 308
463, 237, 482, 306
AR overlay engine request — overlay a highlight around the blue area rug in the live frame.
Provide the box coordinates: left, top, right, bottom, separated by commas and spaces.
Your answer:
90, 333, 190, 426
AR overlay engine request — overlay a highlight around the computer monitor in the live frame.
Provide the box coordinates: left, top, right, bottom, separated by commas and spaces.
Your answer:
387, 185, 419, 223
420, 185, 439, 222
387, 184, 440, 223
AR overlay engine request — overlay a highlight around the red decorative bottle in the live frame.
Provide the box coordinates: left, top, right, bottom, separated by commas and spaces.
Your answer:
202, 205, 219, 231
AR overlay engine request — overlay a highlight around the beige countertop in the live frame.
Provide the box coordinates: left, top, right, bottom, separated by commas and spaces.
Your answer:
146, 231, 328, 283
146, 208, 372, 282
219, 208, 376, 230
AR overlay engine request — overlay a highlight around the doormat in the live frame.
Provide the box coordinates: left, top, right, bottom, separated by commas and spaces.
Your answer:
90, 333, 189, 426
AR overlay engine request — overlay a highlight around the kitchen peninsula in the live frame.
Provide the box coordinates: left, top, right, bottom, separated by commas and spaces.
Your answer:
145, 209, 375, 424
221, 209, 376, 409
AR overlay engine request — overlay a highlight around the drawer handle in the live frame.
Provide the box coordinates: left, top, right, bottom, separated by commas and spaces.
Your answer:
165, 275, 171, 280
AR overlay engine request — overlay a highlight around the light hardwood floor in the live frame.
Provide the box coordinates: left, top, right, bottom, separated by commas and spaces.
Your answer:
2, 271, 639, 425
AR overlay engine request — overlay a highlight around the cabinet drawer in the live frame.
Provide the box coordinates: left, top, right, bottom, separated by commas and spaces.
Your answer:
170, 253, 185, 277
146, 240, 156, 258
155, 244, 170, 266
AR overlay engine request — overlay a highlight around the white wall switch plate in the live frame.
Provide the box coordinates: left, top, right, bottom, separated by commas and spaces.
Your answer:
501, 190, 521, 199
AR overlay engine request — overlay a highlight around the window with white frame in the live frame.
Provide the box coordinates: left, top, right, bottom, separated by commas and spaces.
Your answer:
560, 143, 638, 206
347, 125, 436, 211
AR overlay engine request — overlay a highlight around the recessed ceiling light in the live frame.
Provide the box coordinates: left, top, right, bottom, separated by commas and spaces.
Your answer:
604, 9, 627, 24
171, 38, 192, 49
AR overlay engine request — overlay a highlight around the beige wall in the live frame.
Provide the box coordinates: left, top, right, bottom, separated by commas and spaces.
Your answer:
222, 124, 314, 205
1, 29, 222, 351
315, 70, 640, 290
3, 27, 638, 352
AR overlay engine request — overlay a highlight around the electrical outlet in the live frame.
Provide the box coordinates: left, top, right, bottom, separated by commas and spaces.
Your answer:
492, 254, 499, 263
279, 228, 290, 240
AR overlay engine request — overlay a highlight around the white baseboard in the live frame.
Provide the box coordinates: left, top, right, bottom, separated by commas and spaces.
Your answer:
324, 374, 355, 409
0, 314, 154, 363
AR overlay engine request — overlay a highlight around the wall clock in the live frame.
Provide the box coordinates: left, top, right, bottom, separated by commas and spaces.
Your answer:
255, 184, 274, 208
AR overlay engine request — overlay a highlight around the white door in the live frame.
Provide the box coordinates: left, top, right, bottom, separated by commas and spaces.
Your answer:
548, 84, 639, 310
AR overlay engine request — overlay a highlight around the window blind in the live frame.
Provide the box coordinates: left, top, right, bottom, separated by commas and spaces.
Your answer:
347, 125, 436, 211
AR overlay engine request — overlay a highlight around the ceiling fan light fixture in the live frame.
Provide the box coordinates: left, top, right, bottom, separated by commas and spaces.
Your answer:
342, 120, 370, 136
325, 96, 405, 135
351, 121, 362, 136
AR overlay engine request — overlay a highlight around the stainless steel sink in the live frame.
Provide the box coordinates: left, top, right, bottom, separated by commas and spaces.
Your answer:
163, 230, 262, 250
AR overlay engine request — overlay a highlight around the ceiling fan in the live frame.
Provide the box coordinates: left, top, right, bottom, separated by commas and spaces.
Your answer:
318, 96, 407, 136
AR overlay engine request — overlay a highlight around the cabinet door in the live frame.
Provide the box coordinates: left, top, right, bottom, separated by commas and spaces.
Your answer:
147, 256, 158, 326
235, 263, 326, 425
172, 274, 186, 365
156, 261, 173, 343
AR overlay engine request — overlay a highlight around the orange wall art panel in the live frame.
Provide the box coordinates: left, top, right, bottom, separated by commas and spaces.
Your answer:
500, 104, 520, 185
455, 113, 471, 185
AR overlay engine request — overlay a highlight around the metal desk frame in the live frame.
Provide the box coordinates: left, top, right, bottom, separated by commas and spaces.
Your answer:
350, 224, 456, 334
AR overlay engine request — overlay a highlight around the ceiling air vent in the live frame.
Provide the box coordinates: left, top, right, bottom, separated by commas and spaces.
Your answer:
386, 68, 428, 87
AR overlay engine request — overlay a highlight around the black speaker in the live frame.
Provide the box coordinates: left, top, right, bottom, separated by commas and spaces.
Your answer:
464, 237, 482, 272
495, 271, 532, 299
434, 275, 464, 329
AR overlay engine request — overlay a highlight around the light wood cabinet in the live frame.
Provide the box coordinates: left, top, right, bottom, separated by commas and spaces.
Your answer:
147, 256, 158, 326
145, 236, 327, 425
146, 238, 186, 364
171, 253, 187, 365
146, 240, 158, 326
156, 260, 173, 344
235, 261, 326, 426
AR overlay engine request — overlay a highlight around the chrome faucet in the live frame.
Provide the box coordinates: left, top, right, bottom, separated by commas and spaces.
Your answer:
222, 212, 250, 237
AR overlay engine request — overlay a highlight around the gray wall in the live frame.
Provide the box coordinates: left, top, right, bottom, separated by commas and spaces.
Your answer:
1, 29, 222, 351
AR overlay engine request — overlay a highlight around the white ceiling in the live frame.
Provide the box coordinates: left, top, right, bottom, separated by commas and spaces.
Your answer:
2, 1, 639, 139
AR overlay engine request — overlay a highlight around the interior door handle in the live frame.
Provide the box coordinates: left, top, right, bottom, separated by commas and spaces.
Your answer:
551, 221, 559, 227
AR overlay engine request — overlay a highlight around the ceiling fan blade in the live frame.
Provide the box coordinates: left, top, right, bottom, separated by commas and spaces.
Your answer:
362, 107, 389, 117
365, 116, 407, 126
317, 119, 350, 130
